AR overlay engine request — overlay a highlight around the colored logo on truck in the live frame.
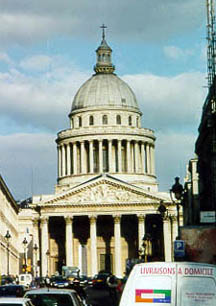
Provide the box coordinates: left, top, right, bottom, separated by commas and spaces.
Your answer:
135, 289, 171, 303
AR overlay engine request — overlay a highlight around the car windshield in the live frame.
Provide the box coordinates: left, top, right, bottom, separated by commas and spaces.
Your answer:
26, 294, 74, 306
0, 304, 23, 306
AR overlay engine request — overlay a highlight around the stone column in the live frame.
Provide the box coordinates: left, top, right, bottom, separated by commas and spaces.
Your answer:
62, 145, 66, 177
141, 142, 145, 173
73, 142, 77, 175
90, 216, 98, 276
40, 217, 49, 277
114, 215, 122, 278
108, 140, 113, 172
89, 140, 94, 173
33, 219, 40, 276
134, 141, 139, 173
99, 140, 103, 173
151, 145, 155, 175
118, 140, 122, 173
163, 216, 172, 262
58, 146, 62, 178
80, 141, 86, 174
145, 143, 149, 174
66, 143, 71, 176
171, 216, 178, 261
65, 216, 73, 266
138, 215, 146, 250
126, 140, 131, 173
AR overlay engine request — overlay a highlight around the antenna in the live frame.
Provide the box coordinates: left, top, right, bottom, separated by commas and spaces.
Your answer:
206, 0, 216, 87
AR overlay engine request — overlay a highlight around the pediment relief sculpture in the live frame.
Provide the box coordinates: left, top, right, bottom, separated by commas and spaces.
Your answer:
46, 182, 160, 205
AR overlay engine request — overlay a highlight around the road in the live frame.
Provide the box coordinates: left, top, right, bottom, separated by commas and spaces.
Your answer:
85, 286, 120, 306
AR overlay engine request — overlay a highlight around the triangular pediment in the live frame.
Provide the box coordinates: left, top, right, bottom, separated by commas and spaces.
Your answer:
37, 175, 168, 206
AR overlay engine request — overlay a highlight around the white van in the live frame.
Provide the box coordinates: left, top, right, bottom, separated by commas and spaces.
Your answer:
119, 262, 216, 306
18, 274, 32, 288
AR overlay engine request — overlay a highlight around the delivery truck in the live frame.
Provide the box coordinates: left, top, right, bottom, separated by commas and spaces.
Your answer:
119, 262, 216, 306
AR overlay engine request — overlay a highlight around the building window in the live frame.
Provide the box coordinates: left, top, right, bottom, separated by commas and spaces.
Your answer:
78, 117, 82, 127
136, 117, 139, 127
102, 115, 108, 125
71, 118, 74, 129
89, 115, 94, 126
128, 116, 132, 126
116, 115, 121, 125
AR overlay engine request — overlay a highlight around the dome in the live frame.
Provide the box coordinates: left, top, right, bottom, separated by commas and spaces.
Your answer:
71, 31, 140, 112
71, 73, 139, 111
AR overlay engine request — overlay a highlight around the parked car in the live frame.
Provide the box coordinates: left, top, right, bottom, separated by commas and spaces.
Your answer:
0, 285, 26, 297
24, 288, 85, 306
0, 297, 34, 306
50, 276, 69, 288
91, 271, 111, 288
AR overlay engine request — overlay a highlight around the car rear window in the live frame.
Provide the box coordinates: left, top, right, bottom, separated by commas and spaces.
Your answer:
26, 294, 74, 306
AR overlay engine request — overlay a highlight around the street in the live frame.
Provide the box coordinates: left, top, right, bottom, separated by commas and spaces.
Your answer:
85, 286, 120, 306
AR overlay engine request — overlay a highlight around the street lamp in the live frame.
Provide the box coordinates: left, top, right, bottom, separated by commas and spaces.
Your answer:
46, 250, 50, 277
139, 234, 152, 262
22, 237, 28, 273
33, 244, 38, 277
170, 177, 184, 239
4, 230, 11, 276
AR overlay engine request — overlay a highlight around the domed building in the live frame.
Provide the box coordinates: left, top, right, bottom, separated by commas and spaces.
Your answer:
19, 29, 180, 278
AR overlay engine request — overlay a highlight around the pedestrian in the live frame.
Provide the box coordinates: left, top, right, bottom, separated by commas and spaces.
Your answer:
106, 274, 118, 306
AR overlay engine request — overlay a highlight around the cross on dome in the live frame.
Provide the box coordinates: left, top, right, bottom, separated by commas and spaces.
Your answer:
100, 24, 107, 40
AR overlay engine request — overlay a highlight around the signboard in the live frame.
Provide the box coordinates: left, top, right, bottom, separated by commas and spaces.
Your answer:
200, 211, 216, 223
174, 240, 185, 258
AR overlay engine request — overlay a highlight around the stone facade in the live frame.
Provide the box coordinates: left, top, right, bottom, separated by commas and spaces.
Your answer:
18, 32, 181, 278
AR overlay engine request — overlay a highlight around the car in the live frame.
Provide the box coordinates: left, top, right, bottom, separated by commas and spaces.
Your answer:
50, 276, 69, 288
0, 297, 33, 306
0, 285, 26, 297
24, 288, 85, 306
91, 271, 112, 288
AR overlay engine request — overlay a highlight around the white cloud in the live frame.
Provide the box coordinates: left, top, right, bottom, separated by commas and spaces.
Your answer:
0, 0, 205, 48
163, 46, 194, 60
0, 52, 13, 64
20, 55, 53, 71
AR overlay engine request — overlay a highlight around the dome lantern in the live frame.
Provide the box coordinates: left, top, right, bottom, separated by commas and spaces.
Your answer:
94, 24, 115, 74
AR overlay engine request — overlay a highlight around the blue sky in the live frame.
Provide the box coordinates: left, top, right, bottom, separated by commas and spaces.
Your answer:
0, 0, 209, 200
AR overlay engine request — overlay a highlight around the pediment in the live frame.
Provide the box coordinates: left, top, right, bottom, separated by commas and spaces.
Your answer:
41, 176, 166, 206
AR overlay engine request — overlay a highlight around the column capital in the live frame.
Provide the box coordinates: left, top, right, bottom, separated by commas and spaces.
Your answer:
40, 216, 49, 225
113, 215, 121, 224
137, 214, 146, 222
89, 215, 97, 224
32, 218, 39, 226
65, 216, 73, 224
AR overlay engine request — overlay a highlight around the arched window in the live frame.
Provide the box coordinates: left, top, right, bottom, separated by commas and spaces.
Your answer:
116, 115, 121, 125
78, 116, 82, 127
89, 115, 94, 126
136, 117, 139, 127
103, 115, 108, 125
128, 116, 132, 126
71, 118, 74, 129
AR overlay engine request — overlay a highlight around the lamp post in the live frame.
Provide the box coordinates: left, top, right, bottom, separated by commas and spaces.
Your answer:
22, 237, 28, 273
33, 244, 38, 277
139, 234, 152, 262
46, 250, 50, 277
4, 230, 11, 276
170, 177, 184, 239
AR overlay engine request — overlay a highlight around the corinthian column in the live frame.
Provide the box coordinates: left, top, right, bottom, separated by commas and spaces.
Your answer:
65, 216, 73, 266
141, 142, 145, 173
67, 143, 71, 175
80, 141, 86, 174
62, 145, 66, 177
126, 140, 131, 173
163, 216, 172, 262
118, 140, 122, 173
138, 215, 146, 250
114, 215, 122, 278
89, 141, 94, 173
90, 216, 98, 276
108, 140, 113, 172
99, 140, 103, 173
58, 145, 62, 178
40, 217, 49, 277
134, 141, 139, 172
73, 142, 77, 175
